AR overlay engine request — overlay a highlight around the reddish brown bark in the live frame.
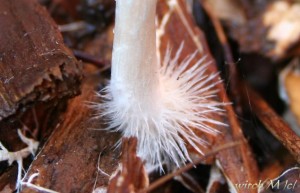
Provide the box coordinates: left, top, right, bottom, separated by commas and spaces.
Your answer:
0, 0, 81, 121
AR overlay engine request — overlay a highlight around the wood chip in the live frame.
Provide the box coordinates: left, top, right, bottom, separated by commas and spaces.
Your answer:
21, 72, 120, 193
107, 138, 149, 193
21, 22, 118, 192
0, 0, 81, 121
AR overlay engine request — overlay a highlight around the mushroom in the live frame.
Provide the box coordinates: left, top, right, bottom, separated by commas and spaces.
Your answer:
96, 0, 225, 171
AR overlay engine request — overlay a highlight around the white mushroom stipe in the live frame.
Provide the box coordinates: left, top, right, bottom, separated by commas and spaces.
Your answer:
95, 0, 226, 171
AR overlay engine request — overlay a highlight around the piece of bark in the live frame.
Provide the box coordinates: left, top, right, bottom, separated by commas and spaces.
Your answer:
156, 1, 258, 193
20, 31, 118, 191
21, 22, 117, 192
21, 72, 120, 193
107, 137, 149, 193
0, 166, 17, 191
0, 102, 67, 191
157, 0, 220, 162
0, 0, 81, 121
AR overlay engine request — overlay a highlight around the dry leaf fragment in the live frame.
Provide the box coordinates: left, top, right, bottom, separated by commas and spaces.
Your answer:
279, 58, 300, 135
213, 0, 300, 60
206, 0, 246, 25
264, 1, 300, 58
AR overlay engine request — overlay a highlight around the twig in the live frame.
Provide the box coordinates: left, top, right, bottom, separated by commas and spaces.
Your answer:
59, 21, 90, 32
138, 141, 241, 193
73, 50, 108, 69
246, 86, 300, 163
201, 0, 300, 186
199, 2, 259, 192
201, 0, 242, 114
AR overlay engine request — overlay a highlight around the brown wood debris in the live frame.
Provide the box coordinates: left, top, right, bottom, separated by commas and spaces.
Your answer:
21, 73, 120, 192
156, 1, 259, 192
107, 137, 149, 193
0, 0, 299, 192
0, 100, 69, 190
198, 3, 300, 193
260, 167, 300, 193
0, 0, 81, 121
19, 0, 259, 192
245, 86, 300, 163
206, 0, 300, 60
279, 58, 300, 134
200, 0, 300, 190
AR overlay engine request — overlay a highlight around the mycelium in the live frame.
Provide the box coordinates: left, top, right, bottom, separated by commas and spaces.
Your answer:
96, 0, 225, 171
0, 129, 39, 191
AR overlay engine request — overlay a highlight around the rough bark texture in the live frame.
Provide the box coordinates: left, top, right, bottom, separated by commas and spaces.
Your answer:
107, 138, 149, 193
0, 0, 81, 121
21, 72, 120, 193
20, 20, 117, 191
2, 0, 298, 193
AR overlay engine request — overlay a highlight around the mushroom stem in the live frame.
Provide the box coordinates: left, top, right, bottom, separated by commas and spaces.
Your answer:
111, 0, 161, 113
97, 0, 226, 171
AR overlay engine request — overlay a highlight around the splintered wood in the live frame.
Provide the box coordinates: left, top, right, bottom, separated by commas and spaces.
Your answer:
5, 0, 299, 193
0, 0, 81, 121
208, 0, 300, 60
18, 26, 119, 190
107, 138, 149, 193
246, 87, 300, 163
156, 1, 258, 193
20, 21, 116, 192
21, 0, 259, 192
21, 72, 120, 193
